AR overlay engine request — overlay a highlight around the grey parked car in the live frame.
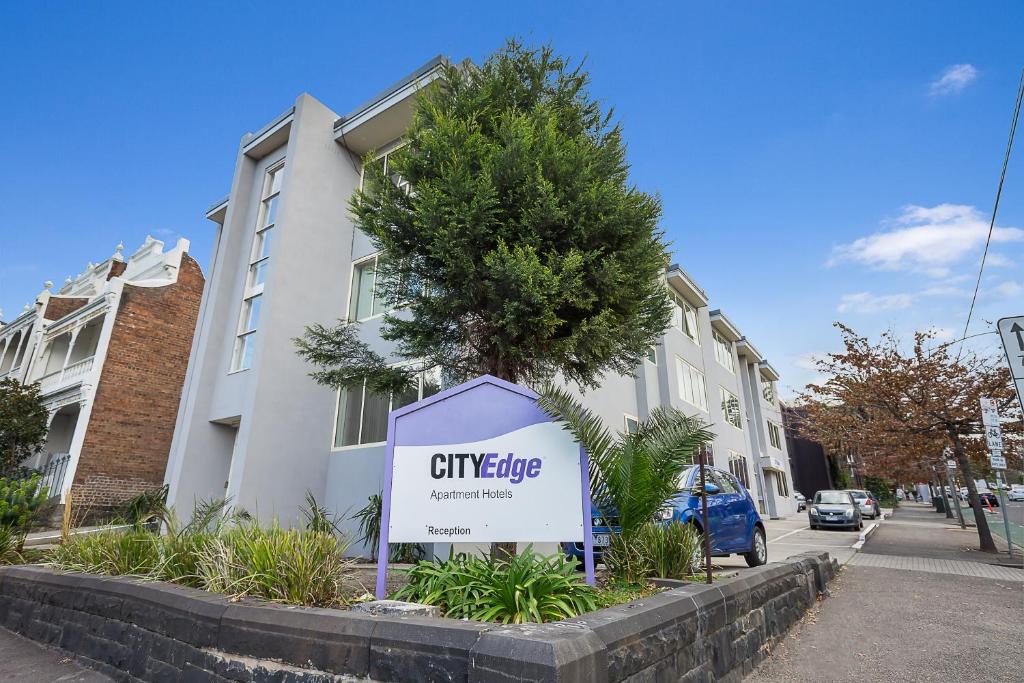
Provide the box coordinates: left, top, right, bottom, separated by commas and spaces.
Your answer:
846, 489, 881, 519
809, 490, 863, 531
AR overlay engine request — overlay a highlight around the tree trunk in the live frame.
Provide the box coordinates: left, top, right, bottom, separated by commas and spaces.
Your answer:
950, 433, 997, 553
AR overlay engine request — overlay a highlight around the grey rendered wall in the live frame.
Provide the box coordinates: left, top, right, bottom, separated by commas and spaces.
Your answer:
228, 94, 360, 525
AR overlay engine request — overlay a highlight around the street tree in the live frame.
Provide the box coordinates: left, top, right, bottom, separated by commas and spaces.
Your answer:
797, 324, 1020, 553
0, 378, 49, 477
296, 40, 671, 560
295, 40, 670, 394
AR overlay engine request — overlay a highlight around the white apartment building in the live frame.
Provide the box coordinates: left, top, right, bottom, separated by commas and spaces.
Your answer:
164, 57, 797, 551
0, 237, 203, 509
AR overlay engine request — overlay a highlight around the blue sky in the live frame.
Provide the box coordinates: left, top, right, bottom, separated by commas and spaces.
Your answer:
1, 2, 1021, 396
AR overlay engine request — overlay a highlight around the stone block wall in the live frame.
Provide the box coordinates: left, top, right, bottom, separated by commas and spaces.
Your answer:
0, 552, 837, 682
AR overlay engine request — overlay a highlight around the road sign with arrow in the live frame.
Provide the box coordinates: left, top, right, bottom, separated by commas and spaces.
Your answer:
997, 316, 1024, 412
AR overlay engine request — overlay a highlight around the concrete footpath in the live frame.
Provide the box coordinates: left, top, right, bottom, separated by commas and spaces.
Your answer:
748, 502, 1023, 681
0, 625, 110, 682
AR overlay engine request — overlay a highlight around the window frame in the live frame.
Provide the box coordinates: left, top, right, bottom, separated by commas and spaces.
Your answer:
346, 253, 391, 323
331, 366, 442, 450
761, 377, 776, 403
230, 161, 283, 374
670, 293, 700, 345
767, 421, 783, 450
719, 386, 743, 430
675, 356, 708, 412
712, 331, 734, 373
623, 414, 640, 435
728, 450, 750, 489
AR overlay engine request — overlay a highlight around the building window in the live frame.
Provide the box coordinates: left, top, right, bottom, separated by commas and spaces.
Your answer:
231, 163, 282, 372
719, 387, 742, 429
776, 471, 789, 497
360, 146, 411, 195
728, 451, 750, 489
712, 331, 734, 372
670, 293, 699, 344
624, 414, 639, 434
698, 443, 714, 467
767, 421, 782, 449
348, 254, 392, 322
646, 347, 657, 364
675, 357, 708, 411
333, 367, 441, 447
762, 377, 776, 403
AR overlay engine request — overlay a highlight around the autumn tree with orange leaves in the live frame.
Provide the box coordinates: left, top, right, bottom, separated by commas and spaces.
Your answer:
797, 324, 1020, 553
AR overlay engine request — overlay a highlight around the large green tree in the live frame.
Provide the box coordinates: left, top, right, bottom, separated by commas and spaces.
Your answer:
0, 378, 49, 477
296, 40, 671, 395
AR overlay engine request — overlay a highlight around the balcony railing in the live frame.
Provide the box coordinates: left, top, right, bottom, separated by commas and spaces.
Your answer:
37, 356, 94, 394
0, 365, 21, 382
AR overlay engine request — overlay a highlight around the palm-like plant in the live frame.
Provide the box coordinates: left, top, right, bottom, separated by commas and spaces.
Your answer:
537, 385, 713, 544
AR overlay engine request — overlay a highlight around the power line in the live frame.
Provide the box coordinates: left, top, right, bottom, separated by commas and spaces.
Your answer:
961, 68, 1024, 345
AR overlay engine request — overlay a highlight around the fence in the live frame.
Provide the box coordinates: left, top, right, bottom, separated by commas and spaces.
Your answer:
37, 453, 71, 499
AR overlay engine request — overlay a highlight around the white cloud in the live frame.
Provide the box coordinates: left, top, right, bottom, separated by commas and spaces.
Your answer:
991, 280, 1023, 299
837, 291, 915, 314
792, 352, 826, 371
929, 64, 979, 96
928, 326, 955, 341
985, 252, 1014, 268
828, 204, 1024, 276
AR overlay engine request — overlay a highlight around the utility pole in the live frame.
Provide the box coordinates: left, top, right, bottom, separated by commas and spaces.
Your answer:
945, 449, 966, 529
698, 450, 712, 585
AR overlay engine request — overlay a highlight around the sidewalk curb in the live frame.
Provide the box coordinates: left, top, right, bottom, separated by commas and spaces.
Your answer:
851, 521, 880, 550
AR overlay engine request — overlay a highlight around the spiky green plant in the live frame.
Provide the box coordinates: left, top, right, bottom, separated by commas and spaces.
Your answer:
393, 546, 596, 623
537, 384, 712, 581
351, 492, 425, 563
49, 529, 162, 576
0, 524, 24, 565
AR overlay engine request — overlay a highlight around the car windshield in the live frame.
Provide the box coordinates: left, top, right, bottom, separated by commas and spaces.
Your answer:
848, 491, 867, 500
816, 492, 850, 505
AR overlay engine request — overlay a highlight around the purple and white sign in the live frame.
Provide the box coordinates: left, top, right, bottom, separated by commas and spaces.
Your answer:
375, 375, 594, 597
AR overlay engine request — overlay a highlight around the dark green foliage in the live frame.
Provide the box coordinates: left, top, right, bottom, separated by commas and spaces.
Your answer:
605, 521, 704, 584
113, 485, 169, 529
350, 492, 424, 563
301, 490, 344, 536
296, 40, 671, 392
0, 474, 48, 531
392, 546, 596, 623
863, 476, 895, 506
0, 379, 49, 476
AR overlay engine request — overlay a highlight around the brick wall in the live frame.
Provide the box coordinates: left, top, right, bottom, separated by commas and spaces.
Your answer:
44, 297, 90, 321
71, 255, 204, 509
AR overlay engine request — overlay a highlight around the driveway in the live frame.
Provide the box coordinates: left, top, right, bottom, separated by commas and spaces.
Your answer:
716, 510, 882, 568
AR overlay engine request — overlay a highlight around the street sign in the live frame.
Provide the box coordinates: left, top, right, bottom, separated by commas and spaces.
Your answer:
946, 459, 956, 469
979, 397, 1000, 427
985, 423, 1003, 451
989, 452, 1007, 470
997, 316, 1024, 411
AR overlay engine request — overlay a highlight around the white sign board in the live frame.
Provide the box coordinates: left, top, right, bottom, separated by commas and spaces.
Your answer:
946, 459, 956, 469
998, 316, 1024, 412
989, 452, 1007, 470
388, 421, 583, 543
979, 397, 1000, 427
984, 424, 1004, 451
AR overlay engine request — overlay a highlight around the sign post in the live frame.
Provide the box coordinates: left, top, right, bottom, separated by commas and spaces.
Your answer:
374, 375, 593, 599
943, 448, 966, 529
979, 397, 1014, 559
698, 449, 712, 585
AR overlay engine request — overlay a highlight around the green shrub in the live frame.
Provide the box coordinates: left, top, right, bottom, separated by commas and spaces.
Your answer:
0, 525, 24, 565
113, 485, 169, 529
195, 523, 354, 606
0, 474, 49, 531
393, 547, 597, 623
49, 529, 162, 576
604, 521, 704, 583
351, 492, 425, 563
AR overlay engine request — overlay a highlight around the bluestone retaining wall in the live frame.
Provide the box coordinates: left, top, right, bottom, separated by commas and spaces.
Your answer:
0, 551, 836, 682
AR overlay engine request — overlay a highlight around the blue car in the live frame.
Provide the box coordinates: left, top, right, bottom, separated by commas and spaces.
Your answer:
564, 465, 768, 568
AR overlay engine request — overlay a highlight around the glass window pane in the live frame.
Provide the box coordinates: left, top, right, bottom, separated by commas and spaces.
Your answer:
684, 306, 699, 341
360, 390, 390, 443
248, 260, 268, 289
392, 377, 419, 411
624, 416, 639, 434
254, 227, 273, 261
339, 386, 363, 447
262, 196, 278, 229
241, 295, 262, 332
232, 333, 254, 372
350, 260, 376, 321
372, 256, 390, 316
421, 367, 442, 399
267, 166, 283, 196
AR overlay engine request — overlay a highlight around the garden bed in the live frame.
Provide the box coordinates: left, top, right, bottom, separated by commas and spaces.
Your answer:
0, 551, 837, 682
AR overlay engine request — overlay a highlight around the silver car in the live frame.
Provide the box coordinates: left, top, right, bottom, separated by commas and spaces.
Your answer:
846, 489, 881, 519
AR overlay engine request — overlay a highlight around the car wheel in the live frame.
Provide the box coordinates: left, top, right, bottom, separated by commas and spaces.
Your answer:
744, 527, 767, 567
